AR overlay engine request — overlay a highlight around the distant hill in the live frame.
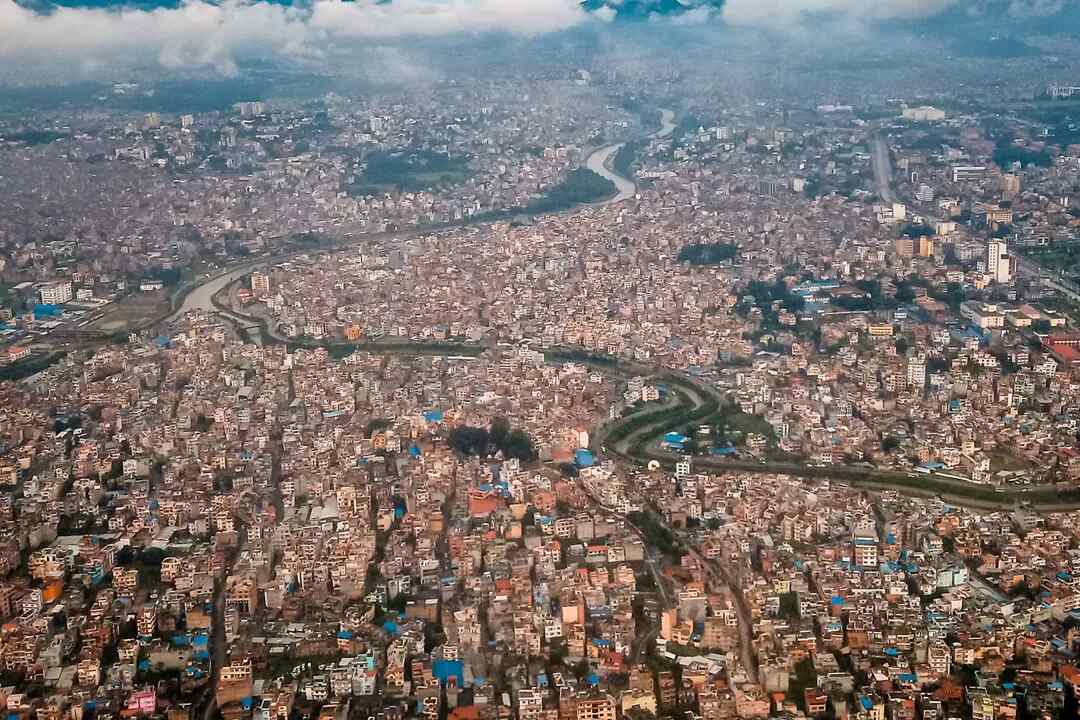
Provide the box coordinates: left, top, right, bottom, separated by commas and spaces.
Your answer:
902, 0, 1080, 38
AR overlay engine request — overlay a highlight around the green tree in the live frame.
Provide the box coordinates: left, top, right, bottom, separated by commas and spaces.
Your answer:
490, 416, 511, 449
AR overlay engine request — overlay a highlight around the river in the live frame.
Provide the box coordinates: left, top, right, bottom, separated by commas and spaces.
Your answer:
168, 264, 266, 344
168, 108, 677, 344
586, 108, 676, 205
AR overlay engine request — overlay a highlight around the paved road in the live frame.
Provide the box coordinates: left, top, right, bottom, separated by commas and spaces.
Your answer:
1014, 252, 1080, 303
872, 135, 896, 204
680, 539, 759, 684
200, 577, 226, 720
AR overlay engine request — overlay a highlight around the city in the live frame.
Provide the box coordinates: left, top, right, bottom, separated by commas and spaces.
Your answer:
2, 3, 1080, 720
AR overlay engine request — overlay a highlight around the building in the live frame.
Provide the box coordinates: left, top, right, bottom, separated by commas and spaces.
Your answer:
853, 531, 879, 568
895, 235, 934, 259
575, 694, 615, 720
39, 281, 73, 305
902, 106, 946, 122
907, 356, 926, 388
987, 239, 1011, 284
1001, 173, 1021, 197
234, 101, 265, 117
952, 166, 987, 183
960, 301, 1006, 329
928, 642, 951, 677
251, 271, 271, 295
1042, 333, 1080, 367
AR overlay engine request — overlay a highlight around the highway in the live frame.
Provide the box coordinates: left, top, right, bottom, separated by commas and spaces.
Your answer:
871, 135, 896, 204
1014, 251, 1080, 304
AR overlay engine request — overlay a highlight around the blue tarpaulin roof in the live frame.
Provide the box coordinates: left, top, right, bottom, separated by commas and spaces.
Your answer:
424, 409, 444, 422
433, 659, 464, 685
575, 449, 595, 467
33, 304, 62, 318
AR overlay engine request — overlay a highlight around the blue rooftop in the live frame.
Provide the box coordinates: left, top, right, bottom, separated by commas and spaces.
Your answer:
575, 449, 595, 467
433, 659, 464, 685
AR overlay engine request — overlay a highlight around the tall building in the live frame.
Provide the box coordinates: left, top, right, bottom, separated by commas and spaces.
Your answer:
894, 237, 915, 259
987, 239, 1011, 284
907, 355, 926, 388
1001, 173, 1021, 198
251, 271, 271, 295
39, 281, 73, 305
234, 101, 265, 117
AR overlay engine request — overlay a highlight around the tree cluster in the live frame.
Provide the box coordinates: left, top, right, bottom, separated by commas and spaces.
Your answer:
448, 416, 537, 461
677, 242, 739, 265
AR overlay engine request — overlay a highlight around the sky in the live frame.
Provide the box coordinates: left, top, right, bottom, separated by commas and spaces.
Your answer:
0, 0, 1075, 83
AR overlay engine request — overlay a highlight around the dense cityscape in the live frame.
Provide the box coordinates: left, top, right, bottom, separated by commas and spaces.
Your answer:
5, 3, 1080, 720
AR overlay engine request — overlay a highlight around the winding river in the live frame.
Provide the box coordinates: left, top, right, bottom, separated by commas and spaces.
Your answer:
168, 108, 677, 343
587, 108, 676, 205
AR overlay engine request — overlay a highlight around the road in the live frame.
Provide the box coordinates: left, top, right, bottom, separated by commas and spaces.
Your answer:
200, 577, 226, 720
680, 539, 759, 684
871, 135, 896, 204
1014, 252, 1080, 304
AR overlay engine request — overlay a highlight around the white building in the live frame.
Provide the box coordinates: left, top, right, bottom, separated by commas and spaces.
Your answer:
987, 239, 1011, 284
902, 106, 946, 122
39, 281, 73, 305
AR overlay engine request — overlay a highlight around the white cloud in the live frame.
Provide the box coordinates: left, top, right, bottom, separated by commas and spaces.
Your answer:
1007, 0, 1066, 16
0, 0, 593, 80
720, 0, 961, 28
309, 0, 589, 38
593, 5, 617, 23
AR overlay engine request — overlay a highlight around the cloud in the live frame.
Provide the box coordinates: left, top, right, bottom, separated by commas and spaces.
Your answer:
1007, 0, 1065, 16
593, 5, 617, 22
309, 0, 590, 38
720, 0, 961, 29
0, 0, 594, 80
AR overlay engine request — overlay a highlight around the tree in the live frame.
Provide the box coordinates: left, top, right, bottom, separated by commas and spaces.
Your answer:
448, 426, 489, 456
490, 416, 511, 449
501, 429, 537, 461
895, 281, 916, 304
677, 243, 739, 265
